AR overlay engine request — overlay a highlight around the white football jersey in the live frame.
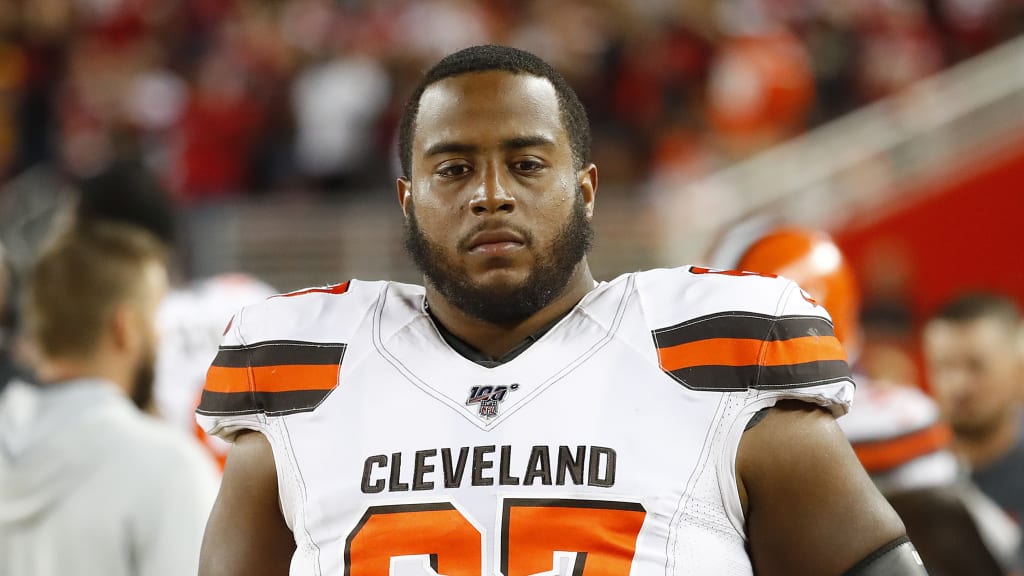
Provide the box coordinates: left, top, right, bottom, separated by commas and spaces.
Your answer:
839, 378, 958, 494
198, 267, 854, 576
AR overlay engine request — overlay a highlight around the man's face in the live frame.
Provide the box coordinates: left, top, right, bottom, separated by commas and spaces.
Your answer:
923, 317, 1022, 438
399, 71, 596, 325
130, 260, 168, 410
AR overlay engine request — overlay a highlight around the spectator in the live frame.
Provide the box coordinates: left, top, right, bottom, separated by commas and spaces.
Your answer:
923, 292, 1024, 525
0, 221, 218, 576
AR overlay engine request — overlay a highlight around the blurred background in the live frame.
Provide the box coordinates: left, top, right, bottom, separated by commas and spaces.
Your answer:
0, 0, 1023, 391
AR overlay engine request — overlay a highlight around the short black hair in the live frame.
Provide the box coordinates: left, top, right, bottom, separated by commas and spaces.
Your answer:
75, 159, 177, 247
398, 45, 590, 179
932, 292, 1021, 327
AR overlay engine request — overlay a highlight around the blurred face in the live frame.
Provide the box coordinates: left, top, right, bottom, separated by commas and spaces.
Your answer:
129, 260, 168, 410
923, 317, 1022, 439
399, 71, 595, 325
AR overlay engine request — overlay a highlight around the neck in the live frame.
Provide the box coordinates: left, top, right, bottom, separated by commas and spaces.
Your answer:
425, 263, 596, 359
955, 413, 1021, 470
35, 354, 132, 398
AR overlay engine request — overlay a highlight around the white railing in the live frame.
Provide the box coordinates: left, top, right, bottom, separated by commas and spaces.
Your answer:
657, 34, 1024, 265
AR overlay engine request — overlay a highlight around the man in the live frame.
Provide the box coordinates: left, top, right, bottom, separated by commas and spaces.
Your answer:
0, 240, 21, 395
198, 45, 922, 575
924, 293, 1024, 524
716, 225, 1021, 575
0, 222, 219, 576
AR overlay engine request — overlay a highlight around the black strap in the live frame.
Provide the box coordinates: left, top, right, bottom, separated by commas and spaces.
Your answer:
843, 536, 929, 576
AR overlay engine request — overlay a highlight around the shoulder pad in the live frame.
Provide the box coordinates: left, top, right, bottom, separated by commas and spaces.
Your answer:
639, 266, 851, 393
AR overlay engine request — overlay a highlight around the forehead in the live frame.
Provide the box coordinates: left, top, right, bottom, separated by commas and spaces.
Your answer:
413, 71, 567, 155
926, 317, 1014, 353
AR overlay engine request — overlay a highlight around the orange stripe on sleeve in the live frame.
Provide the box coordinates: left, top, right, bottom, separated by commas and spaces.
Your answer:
204, 365, 250, 394
204, 364, 339, 394
760, 335, 847, 367
657, 338, 762, 372
657, 335, 847, 372
853, 423, 954, 474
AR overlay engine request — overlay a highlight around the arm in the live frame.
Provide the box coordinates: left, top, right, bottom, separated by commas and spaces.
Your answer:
199, 430, 295, 576
737, 400, 916, 575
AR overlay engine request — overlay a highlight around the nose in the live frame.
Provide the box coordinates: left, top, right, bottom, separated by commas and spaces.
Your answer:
469, 164, 516, 215
936, 368, 971, 404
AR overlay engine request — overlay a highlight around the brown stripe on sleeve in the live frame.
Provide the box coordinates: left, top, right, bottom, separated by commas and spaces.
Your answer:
198, 341, 346, 416
653, 312, 836, 348
654, 313, 850, 391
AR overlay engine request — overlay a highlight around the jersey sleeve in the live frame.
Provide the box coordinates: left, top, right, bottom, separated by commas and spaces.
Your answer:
645, 267, 854, 416
750, 279, 855, 416
194, 302, 346, 442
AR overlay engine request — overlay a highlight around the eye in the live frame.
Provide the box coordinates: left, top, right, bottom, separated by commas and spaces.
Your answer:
512, 159, 545, 173
436, 163, 471, 178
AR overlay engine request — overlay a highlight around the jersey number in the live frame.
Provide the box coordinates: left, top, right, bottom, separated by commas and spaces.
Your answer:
344, 499, 647, 576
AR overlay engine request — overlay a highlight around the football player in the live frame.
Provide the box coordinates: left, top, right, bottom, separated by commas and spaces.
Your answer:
197, 46, 924, 576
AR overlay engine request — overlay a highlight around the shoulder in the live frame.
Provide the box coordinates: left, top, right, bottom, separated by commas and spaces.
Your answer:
196, 279, 412, 434
634, 265, 800, 327
231, 279, 388, 344
636, 266, 850, 398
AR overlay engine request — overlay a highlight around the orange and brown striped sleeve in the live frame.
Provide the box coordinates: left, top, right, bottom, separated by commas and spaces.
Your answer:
653, 311, 850, 391
197, 340, 345, 416
852, 422, 954, 474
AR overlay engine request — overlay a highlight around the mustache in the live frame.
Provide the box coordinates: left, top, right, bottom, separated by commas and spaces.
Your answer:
456, 221, 534, 252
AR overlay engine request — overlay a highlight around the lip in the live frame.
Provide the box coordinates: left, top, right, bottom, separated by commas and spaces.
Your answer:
467, 229, 526, 254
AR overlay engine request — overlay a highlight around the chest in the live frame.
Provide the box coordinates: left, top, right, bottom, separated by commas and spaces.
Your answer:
274, 324, 747, 576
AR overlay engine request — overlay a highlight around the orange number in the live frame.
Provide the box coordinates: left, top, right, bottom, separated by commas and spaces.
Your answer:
501, 499, 646, 576
345, 503, 481, 576
344, 499, 646, 576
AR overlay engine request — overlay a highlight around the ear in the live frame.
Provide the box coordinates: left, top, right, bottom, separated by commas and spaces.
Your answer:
578, 163, 598, 219
109, 304, 139, 353
397, 177, 412, 218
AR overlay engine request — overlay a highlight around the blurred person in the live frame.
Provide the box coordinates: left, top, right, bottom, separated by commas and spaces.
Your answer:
0, 239, 26, 395
0, 221, 219, 576
171, 42, 265, 202
924, 293, 1024, 524
706, 30, 815, 158
291, 39, 391, 192
156, 272, 277, 470
198, 45, 923, 576
74, 157, 278, 468
712, 225, 1023, 575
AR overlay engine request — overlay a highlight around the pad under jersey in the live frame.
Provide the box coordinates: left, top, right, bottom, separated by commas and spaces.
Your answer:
197, 266, 854, 576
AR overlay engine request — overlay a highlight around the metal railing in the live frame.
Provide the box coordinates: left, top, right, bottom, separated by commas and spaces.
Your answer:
657, 34, 1024, 265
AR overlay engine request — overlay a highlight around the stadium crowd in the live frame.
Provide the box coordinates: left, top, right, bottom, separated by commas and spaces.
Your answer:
1, 0, 1022, 203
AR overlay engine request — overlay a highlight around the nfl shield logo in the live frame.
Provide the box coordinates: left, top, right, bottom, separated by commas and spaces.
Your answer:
479, 399, 499, 417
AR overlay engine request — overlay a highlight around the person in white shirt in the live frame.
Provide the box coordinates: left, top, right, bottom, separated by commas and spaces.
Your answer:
0, 221, 219, 576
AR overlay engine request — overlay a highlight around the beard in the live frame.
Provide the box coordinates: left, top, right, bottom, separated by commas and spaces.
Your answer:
949, 407, 1010, 442
130, 346, 156, 411
403, 190, 594, 326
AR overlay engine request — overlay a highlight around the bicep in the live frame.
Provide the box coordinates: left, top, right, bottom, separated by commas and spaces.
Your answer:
738, 400, 906, 576
199, 430, 295, 576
